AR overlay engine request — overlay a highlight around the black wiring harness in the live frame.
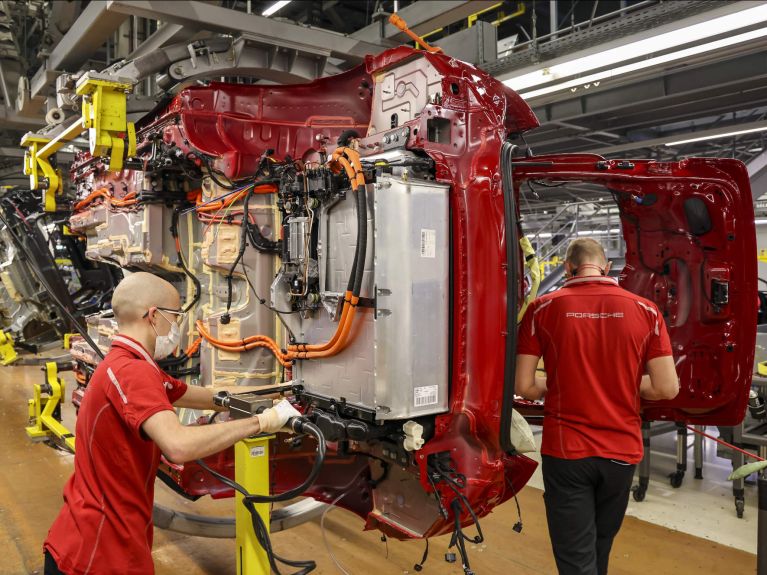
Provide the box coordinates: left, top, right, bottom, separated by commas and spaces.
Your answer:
196, 417, 327, 575
170, 207, 202, 313
220, 177, 281, 324
426, 453, 485, 575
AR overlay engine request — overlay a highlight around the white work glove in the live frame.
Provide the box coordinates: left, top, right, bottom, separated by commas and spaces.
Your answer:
256, 399, 302, 434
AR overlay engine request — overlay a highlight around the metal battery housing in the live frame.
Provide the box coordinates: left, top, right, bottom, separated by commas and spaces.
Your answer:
285, 172, 450, 421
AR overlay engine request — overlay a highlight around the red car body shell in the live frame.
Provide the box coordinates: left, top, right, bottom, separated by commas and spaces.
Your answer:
71, 47, 757, 539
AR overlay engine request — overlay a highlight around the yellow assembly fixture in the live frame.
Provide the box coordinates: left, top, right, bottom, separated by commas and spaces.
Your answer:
235, 435, 274, 575
517, 235, 541, 322
21, 72, 136, 211
26, 361, 76, 452
62, 333, 79, 350
0, 330, 18, 365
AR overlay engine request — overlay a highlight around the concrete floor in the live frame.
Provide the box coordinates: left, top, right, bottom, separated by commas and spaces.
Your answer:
1, 359, 757, 574
524, 426, 761, 554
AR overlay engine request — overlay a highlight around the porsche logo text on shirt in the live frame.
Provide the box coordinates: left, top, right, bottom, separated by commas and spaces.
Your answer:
565, 312, 625, 319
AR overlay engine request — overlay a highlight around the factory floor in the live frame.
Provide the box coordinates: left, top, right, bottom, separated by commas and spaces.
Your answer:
0, 359, 757, 575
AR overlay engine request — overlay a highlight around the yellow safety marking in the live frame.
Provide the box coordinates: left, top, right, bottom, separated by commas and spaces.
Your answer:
468, 2, 503, 27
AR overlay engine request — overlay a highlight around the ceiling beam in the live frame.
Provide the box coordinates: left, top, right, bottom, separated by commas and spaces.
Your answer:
351, 1, 498, 43
0, 106, 45, 131
126, 23, 205, 61
531, 51, 767, 131
105, 0, 383, 63
585, 119, 767, 155
28, 1, 128, 100
47, 1, 128, 72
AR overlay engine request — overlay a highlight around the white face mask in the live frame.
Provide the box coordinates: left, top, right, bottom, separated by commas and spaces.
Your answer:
151, 312, 182, 359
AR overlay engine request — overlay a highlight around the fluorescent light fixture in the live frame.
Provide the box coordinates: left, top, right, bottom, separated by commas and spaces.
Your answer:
519, 27, 767, 99
262, 0, 291, 17
665, 126, 767, 147
755, 219, 767, 225
505, 3, 767, 94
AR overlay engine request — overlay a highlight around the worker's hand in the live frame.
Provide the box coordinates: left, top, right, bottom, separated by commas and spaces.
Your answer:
256, 399, 302, 434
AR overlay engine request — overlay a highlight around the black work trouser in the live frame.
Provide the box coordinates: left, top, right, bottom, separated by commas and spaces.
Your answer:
542, 455, 636, 575
44, 551, 67, 575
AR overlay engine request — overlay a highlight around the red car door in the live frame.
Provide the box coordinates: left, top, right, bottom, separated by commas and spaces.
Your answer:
513, 154, 757, 425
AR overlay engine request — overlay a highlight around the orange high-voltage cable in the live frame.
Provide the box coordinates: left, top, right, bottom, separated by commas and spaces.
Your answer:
290, 147, 367, 358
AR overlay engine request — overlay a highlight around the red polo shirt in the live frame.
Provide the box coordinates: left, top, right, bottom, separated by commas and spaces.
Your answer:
517, 276, 673, 464
44, 334, 187, 575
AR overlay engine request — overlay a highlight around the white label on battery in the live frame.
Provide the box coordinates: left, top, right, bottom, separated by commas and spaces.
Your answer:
420, 229, 436, 258
250, 446, 265, 458
414, 385, 438, 407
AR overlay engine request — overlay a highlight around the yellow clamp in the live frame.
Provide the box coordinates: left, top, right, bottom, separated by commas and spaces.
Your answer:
76, 74, 136, 172
0, 329, 18, 365
21, 133, 61, 211
758, 361, 767, 377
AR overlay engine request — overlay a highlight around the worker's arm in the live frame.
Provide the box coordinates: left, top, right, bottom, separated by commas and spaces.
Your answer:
142, 400, 301, 463
142, 410, 260, 463
173, 384, 226, 411
515, 354, 548, 400
640, 355, 679, 400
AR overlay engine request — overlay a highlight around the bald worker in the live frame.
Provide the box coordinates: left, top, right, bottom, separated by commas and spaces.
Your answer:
43, 272, 299, 575
516, 238, 679, 575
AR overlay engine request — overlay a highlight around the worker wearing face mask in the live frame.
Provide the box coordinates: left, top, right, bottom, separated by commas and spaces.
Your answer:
43, 272, 300, 575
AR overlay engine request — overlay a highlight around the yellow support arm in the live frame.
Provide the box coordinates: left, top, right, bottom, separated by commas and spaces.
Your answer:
25, 361, 76, 452
20, 72, 136, 211
235, 436, 273, 574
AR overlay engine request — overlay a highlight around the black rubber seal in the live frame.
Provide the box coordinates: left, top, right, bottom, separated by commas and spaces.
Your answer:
499, 141, 519, 455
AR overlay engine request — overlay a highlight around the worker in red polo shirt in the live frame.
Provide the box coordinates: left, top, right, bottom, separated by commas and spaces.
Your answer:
515, 238, 679, 575
43, 272, 300, 575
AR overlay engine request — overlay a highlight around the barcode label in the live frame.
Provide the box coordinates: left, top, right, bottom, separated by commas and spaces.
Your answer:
420, 229, 436, 258
250, 446, 265, 458
414, 385, 438, 407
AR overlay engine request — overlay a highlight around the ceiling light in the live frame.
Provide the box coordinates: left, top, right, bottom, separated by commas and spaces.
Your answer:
518, 27, 767, 99
505, 3, 767, 93
262, 0, 291, 17
755, 219, 767, 225
665, 126, 767, 147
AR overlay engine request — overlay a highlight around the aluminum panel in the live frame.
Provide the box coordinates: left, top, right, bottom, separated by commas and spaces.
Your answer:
373, 175, 449, 420
293, 186, 376, 408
